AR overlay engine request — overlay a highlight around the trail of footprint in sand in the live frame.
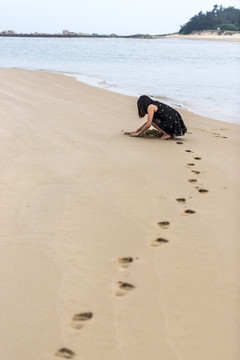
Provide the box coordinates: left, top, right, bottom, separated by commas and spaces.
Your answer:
152, 221, 170, 247
184, 150, 198, 211
114, 257, 136, 297
212, 131, 228, 139
187, 155, 209, 193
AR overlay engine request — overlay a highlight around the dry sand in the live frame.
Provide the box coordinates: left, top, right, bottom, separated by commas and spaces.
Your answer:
0, 68, 239, 360
165, 31, 240, 41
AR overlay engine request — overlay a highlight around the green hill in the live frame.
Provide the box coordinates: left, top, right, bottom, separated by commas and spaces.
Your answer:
179, 4, 240, 34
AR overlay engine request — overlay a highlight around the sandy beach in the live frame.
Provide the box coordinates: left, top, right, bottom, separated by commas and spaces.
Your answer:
0, 68, 239, 360
165, 31, 240, 41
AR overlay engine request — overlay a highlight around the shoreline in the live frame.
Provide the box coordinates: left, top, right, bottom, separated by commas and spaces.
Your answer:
0, 68, 239, 360
37, 68, 240, 125
1, 35, 239, 125
1, 30, 240, 42
63, 72, 239, 125
2, 66, 239, 126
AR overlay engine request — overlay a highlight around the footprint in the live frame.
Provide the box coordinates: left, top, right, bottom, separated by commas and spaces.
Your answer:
187, 163, 195, 166
55, 348, 75, 359
176, 198, 186, 203
194, 157, 202, 160
118, 281, 135, 290
72, 312, 93, 329
158, 221, 170, 229
115, 281, 135, 297
191, 170, 200, 175
198, 189, 209, 193
185, 150, 192, 152
117, 257, 134, 269
176, 141, 183, 144
184, 209, 196, 214
214, 135, 227, 139
188, 179, 197, 183
151, 238, 169, 247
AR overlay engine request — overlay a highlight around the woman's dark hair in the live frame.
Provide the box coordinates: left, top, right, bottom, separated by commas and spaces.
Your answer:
137, 95, 154, 118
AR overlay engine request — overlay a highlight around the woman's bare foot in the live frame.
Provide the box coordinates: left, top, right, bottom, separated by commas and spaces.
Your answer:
161, 134, 171, 140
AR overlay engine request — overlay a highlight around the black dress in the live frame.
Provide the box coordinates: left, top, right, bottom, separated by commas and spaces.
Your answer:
152, 101, 187, 136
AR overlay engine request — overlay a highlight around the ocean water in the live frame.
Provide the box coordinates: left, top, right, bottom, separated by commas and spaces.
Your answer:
0, 37, 239, 124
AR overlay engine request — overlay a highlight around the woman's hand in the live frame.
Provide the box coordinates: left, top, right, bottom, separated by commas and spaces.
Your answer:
131, 131, 140, 137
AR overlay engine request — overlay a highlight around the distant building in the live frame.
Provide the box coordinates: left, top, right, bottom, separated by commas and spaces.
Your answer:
1, 30, 16, 35
62, 30, 76, 35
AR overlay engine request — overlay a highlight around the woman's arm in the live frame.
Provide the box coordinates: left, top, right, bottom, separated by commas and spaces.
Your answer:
136, 122, 147, 132
151, 122, 168, 136
131, 122, 147, 135
131, 105, 155, 136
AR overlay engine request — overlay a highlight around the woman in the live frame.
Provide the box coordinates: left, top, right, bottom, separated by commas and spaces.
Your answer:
131, 95, 187, 139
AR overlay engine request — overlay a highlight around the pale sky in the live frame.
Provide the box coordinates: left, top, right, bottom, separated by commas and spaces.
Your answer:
1, 0, 239, 35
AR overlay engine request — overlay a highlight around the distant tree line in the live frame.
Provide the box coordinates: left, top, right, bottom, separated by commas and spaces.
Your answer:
179, 4, 240, 34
